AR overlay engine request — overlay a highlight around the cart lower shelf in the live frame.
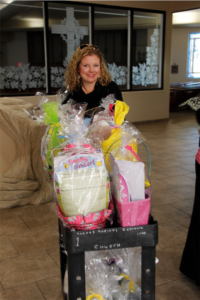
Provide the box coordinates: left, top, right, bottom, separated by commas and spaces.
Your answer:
59, 215, 158, 300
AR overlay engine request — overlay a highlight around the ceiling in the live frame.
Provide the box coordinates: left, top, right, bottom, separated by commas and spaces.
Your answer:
172, 8, 200, 28
0, 1, 200, 28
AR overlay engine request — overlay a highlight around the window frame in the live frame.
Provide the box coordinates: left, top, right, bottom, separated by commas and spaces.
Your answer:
187, 32, 200, 79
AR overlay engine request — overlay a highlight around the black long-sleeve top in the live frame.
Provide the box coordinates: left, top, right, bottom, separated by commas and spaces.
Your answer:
62, 81, 123, 110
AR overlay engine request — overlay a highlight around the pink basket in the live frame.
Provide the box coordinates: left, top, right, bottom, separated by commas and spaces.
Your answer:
114, 194, 150, 227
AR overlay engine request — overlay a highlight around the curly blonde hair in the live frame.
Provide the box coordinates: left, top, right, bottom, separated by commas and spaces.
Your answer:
65, 45, 112, 92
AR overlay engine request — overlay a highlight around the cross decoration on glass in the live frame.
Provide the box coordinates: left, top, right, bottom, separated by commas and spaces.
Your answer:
51, 7, 89, 66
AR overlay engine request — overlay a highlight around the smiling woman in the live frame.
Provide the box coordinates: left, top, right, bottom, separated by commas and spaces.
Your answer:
63, 44, 123, 110
78, 55, 101, 94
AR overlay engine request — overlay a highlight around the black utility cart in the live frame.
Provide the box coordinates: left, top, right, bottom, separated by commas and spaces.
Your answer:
58, 215, 158, 300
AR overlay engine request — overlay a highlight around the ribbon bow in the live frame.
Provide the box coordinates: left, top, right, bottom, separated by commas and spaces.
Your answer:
120, 273, 135, 293
48, 122, 60, 135
86, 290, 105, 300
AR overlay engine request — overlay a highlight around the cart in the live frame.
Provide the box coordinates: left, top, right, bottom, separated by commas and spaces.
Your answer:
58, 214, 158, 300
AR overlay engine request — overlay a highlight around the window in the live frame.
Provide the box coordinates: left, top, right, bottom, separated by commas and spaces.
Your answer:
132, 11, 164, 90
0, 1, 45, 96
187, 32, 200, 78
0, 1, 165, 96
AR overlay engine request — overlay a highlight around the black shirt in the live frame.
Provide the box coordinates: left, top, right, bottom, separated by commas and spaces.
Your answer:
62, 81, 123, 110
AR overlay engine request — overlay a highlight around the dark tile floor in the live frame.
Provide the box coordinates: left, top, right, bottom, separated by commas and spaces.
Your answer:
0, 110, 200, 299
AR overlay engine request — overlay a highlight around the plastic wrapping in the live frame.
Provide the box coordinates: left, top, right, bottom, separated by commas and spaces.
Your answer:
92, 94, 116, 126
53, 145, 110, 215
84, 248, 142, 300
40, 94, 88, 183
61, 99, 88, 122
23, 107, 45, 124
108, 125, 150, 189
56, 86, 70, 104
109, 248, 141, 300
36, 91, 50, 112
22, 91, 48, 124
121, 122, 146, 145
85, 95, 117, 149
85, 251, 119, 300
59, 100, 89, 147
86, 99, 145, 162
53, 135, 114, 230
85, 99, 151, 227
101, 101, 129, 171
102, 120, 146, 173
23, 90, 70, 182
40, 100, 68, 182
87, 120, 112, 149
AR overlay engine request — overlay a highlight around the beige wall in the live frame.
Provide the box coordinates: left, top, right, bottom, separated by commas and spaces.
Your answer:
5, 1, 200, 123
169, 1, 200, 13
170, 27, 200, 84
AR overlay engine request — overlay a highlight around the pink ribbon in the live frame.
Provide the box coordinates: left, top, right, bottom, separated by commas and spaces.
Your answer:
63, 143, 76, 152
82, 144, 95, 151
125, 145, 141, 162
63, 143, 95, 152
110, 125, 120, 129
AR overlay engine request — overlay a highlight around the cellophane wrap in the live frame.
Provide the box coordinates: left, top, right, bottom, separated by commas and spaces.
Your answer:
52, 104, 114, 230
92, 94, 116, 126
108, 122, 150, 189
53, 145, 110, 217
41, 93, 87, 183
23, 90, 89, 183
84, 248, 141, 300
85, 95, 117, 149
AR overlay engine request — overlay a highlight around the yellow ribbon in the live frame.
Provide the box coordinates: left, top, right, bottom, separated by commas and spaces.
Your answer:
86, 290, 105, 300
120, 274, 135, 293
48, 122, 59, 135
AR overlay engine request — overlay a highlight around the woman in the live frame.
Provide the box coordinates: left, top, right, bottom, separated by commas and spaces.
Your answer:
180, 108, 200, 286
62, 44, 123, 109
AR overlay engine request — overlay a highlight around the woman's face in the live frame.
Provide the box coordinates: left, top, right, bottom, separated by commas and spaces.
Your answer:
78, 55, 101, 86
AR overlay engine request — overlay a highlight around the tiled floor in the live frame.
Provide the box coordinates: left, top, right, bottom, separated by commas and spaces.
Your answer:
0, 110, 200, 300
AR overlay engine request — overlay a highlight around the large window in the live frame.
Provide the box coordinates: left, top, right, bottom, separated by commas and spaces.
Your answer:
0, 1, 45, 96
187, 32, 200, 79
0, 1, 165, 96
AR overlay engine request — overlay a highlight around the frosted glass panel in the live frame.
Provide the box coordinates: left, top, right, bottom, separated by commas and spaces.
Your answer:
132, 11, 164, 90
47, 2, 90, 93
0, 1, 45, 96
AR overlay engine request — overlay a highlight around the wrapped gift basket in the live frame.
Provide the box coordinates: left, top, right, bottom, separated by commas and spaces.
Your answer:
24, 89, 158, 300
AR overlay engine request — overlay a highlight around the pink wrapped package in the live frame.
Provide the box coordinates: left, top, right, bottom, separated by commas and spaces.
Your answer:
113, 194, 150, 227
56, 203, 113, 231
110, 153, 150, 227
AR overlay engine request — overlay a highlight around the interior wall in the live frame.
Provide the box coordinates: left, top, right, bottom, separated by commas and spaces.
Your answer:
171, 27, 200, 84
169, 1, 200, 13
